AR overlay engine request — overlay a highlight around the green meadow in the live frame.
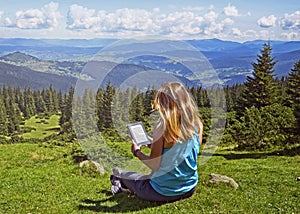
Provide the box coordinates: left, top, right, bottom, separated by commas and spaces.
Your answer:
20, 115, 60, 139
0, 115, 299, 213
1, 142, 299, 213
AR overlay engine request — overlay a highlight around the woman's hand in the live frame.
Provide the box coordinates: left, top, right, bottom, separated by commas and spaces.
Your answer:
129, 121, 164, 170
131, 142, 141, 156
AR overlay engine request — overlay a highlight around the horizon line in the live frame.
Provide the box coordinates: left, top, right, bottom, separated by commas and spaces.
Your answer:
1, 37, 300, 43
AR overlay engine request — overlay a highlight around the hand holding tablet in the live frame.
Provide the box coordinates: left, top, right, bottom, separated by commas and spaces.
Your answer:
127, 122, 151, 146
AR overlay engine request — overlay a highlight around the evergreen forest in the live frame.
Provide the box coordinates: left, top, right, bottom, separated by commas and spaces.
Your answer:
1, 43, 300, 152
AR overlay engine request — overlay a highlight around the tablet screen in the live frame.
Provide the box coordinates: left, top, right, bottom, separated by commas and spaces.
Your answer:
127, 122, 151, 146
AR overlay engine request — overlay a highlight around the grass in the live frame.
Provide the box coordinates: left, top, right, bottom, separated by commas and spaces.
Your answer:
0, 143, 299, 213
20, 115, 60, 139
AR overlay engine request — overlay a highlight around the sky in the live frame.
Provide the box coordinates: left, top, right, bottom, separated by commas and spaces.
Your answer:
0, 0, 299, 42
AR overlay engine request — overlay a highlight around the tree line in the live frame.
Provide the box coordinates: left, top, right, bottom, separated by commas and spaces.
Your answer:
70, 43, 300, 150
223, 43, 300, 149
1, 43, 299, 150
0, 85, 62, 135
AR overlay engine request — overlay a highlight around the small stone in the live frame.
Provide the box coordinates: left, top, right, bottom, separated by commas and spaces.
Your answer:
78, 160, 105, 175
209, 173, 239, 189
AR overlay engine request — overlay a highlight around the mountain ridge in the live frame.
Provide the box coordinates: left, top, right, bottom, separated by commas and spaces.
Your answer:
0, 38, 299, 89
0, 60, 76, 92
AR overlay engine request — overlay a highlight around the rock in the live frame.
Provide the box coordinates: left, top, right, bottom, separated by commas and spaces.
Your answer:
79, 160, 105, 175
209, 173, 239, 189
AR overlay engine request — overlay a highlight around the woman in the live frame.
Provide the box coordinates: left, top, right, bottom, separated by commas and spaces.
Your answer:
110, 82, 203, 202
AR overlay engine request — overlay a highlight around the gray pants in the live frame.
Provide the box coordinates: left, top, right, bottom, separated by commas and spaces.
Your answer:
113, 169, 196, 203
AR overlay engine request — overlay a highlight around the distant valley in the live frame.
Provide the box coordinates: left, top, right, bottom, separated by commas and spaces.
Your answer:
0, 38, 299, 91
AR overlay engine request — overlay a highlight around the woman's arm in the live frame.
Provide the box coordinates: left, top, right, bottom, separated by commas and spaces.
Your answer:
132, 121, 164, 171
198, 121, 203, 145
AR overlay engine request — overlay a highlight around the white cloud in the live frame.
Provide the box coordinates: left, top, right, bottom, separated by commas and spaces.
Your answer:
159, 11, 204, 35
258, 30, 272, 40
231, 27, 242, 36
204, 22, 223, 35
67, 6, 158, 33
281, 32, 300, 40
203, 11, 218, 22
257, 15, 277, 28
5, 2, 61, 29
0, 11, 3, 20
66, 5, 237, 38
153, 8, 160, 13
280, 11, 300, 30
244, 30, 259, 39
15, 9, 44, 29
42, 2, 61, 28
223, 4, 239, 17
67, 4, 96, 29
222, 18, 234, 25
4, 17, 13, 26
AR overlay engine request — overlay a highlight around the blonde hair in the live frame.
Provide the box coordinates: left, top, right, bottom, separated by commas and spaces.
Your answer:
153, 82, 201, 143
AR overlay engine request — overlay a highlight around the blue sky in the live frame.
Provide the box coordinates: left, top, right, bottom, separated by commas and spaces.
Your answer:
0, 0, 299, 41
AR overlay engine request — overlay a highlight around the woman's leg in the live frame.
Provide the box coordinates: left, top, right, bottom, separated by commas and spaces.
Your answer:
111, 167, 196, 202
112, 167, 150, 193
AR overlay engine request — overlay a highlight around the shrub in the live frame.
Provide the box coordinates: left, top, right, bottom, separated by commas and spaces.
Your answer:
0, 136, 8, 144
10, 135, 25, 144
228, 104, 295, 150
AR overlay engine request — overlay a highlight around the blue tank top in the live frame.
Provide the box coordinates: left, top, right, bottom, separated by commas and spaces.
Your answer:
150, 132, 200, 196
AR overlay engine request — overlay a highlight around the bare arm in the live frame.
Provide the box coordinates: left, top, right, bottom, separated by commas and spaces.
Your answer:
132, 121, 164, 171
198, 121, 203, 145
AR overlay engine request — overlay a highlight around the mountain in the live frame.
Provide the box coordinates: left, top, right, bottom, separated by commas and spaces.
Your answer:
0, 38, 109, 61
0, 52, 87, 79
0, 38, 117, 47
0, 61, 76, 92
1, 51, 40, 63
186, 38, 242, 51
0, 38, 299, 89
0, 52, 88, 92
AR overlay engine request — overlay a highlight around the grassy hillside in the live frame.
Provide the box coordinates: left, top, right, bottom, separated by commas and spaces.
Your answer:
0, 143, 299, 213
20, 115, 60, 139
0, 61, 76, 92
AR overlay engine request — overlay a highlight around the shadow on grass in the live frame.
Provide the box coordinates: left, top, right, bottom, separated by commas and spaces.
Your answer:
202, 145, 300, 160
78, 190, 162, 213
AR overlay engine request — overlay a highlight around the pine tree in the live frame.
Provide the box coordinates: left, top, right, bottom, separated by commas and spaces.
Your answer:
286, 60, 300, 134
46, 88, 54, 114
0, 94, 8, 135
23, 88, 36, 119
287, 60, 300, 107
96, 84, 114, 131
142, 86, 157, 130
225, 85, 234, 112
50, 85, 59, 113
129, 91, 145, 123
277, 76, 288, 105
2, 87, 21, 134
238, 43, 278, 111
6, 98, 22, 134
59, 87, 75, 140
33, 90, 47, 114
111, 88, 127, 131
96, 88, 105, 131
57, 89, 63, 112
102, 83, 115, 129
60, 87, 74, 126
198, 87, 210, 108
82, 88, 97, 135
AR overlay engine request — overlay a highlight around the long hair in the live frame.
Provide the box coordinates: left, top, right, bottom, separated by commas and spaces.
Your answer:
153, 82, 201, 143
